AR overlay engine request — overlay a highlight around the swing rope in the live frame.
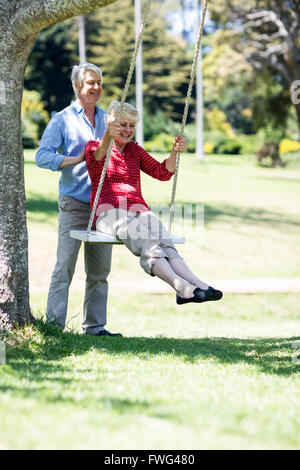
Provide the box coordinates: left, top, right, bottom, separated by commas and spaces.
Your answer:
86, 0, 208, 236
168, 0, 208, 233
87, 0, 152, 232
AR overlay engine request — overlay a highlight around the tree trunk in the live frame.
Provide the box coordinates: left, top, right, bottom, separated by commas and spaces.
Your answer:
0, 0, 118, 325
0, 37, 36, 324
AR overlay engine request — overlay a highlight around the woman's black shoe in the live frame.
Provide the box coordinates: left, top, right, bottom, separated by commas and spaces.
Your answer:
176, 286, 223, 305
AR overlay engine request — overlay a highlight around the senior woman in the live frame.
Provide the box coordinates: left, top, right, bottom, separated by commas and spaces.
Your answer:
85, 100, 222, 304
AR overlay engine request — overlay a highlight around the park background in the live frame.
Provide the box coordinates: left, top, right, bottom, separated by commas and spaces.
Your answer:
1, 0, 300, 450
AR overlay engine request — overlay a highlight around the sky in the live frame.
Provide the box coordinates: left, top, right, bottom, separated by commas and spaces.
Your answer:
165, 2, 212, 42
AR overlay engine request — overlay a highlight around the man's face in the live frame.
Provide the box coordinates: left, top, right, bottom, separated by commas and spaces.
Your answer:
76, 70, 102, 105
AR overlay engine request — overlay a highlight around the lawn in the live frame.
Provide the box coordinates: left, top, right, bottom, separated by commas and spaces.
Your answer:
25, 149, 300, 307
0, 149, 299, 450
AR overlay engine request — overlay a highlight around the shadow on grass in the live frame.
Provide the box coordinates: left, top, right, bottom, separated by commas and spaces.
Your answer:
25, 191, 299, 231
0, 366, 154, 412
0, 365, 158, 412
26, 195, 58, 215
6, 321, 300, 378
174, 200, 300, 230
24, 158, 38, 165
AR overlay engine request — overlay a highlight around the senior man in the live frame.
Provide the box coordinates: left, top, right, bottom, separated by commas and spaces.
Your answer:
36, 63, 121, 337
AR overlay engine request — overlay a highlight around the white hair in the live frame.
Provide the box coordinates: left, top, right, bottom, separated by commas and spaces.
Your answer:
105, 100, 140, 125
71, 63, 103, 97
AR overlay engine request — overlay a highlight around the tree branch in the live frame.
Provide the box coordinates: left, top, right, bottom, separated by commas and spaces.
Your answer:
244, 10, 289, 39
11, 0, 118, 41
248, 48, 293, 86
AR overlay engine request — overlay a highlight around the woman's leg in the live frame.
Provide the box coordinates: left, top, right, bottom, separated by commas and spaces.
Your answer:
97, 210, 222, 302
151, 258, 197, 298
168, 258, 209, 290
97, 210, 193, 295
137, 211, 210, 290
136, 211, 209, 297
164, 251, 222, 303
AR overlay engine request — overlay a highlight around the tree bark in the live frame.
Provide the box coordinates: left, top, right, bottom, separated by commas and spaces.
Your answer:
0, 0, 117, 325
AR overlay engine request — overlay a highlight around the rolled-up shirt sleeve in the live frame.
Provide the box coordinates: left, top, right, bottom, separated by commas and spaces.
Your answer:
35, 117, 66, 171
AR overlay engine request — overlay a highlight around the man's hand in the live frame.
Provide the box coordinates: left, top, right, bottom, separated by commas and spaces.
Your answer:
58, 148, 86, 169
76, 147, 86, 164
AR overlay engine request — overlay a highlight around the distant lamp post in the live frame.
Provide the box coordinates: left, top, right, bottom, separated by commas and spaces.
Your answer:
135, 0, 144, 146
195, 0, 205, 160
78, 15, 86, 64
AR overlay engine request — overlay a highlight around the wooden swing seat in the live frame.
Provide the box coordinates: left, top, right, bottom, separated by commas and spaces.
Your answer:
70, 229, 185, 244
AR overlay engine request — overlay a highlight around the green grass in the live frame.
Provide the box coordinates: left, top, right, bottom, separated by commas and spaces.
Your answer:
1, 293, 300, 450
1, 149, 299, 450
25, 150, 300, 295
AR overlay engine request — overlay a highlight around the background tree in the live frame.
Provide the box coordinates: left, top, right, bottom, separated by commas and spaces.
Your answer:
0, 0, 117, 326
25, 0, 191, 124
202, 30, 254, 134
24, 19, 77, 115
209, 0, 300, 136
21, 89, 50, 148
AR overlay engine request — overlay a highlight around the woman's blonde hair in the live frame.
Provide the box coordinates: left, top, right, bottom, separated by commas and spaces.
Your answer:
105, 100, 140, 125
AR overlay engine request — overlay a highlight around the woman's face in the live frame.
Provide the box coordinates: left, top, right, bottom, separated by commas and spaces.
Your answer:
114, 116, 136, 147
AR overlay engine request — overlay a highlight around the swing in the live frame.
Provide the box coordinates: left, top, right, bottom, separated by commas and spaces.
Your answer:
70, 0, 208, 245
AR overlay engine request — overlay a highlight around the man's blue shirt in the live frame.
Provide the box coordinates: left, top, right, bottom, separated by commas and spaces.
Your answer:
36, 101, 106, 203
